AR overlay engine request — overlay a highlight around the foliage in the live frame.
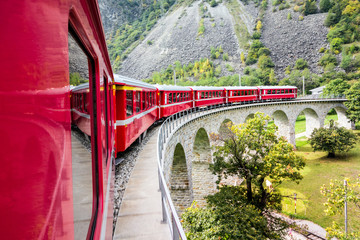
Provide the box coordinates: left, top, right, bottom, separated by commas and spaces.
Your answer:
240, 52, 246, 65
330, 37, 344, 53
319, 53, 338, 67
287, 12, 292, 19
320, 176, 360, 239
198, 18, 205, 36
294, 58, 309, 70
210, 113, 305, 209
182, 187, 287, 240
303, 0, 318, 15
320, 0, 332, 12
245, 40, 264, 65
107, 0, 176, 71
69, 72, 88, 86
323, 78, 350, 96
252, 31, 261, 39
299, 15, 304, 21
256, 20, 263, 31
309, 120, 358, 157
258, 47, 271, 56
279, 69, 320, 94
225, 64, 234, 72
258, 55, 275, 69
222, 52, 229, 61
341, 53, 360, 72
345, 82, 360, 123
210, 0, 218, 7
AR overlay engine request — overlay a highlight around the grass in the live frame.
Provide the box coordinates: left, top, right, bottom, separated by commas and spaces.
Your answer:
295, 113, 338, 134
224, 0, 251, 50
280, 130, 360, 232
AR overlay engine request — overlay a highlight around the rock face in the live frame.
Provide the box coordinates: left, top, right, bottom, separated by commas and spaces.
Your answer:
118, 1, 245, 80
261, 7, 329, 78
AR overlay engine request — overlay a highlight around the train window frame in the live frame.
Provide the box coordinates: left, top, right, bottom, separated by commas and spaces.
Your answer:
173, 92, 176, 103
126, 91, 133, 117
135, 91, 141, 113
169, 93, 172, 104
142, 91, 146, 110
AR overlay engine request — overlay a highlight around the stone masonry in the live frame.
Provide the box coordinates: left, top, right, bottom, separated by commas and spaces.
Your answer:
161, 100, 351, 212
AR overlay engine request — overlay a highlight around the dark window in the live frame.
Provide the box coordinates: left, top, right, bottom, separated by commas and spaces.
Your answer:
173, 92, 176, 103
142, 92, 146, 110
169, 93, 172, 103
205, 92, 208, 98
201, 92, 204, 99
126, 91, 133, 117
135, 91, 140, 113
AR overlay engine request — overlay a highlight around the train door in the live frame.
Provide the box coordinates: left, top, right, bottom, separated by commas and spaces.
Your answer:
68, 27, 99, 239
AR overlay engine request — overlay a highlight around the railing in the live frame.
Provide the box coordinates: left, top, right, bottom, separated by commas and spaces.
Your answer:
297, 94, 346, 100
156, 97, 347, 239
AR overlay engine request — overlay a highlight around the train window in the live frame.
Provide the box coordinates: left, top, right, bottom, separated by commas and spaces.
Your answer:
173, 92, 176, 103
68, 30, 94, 240
205, 92, 208, 98
177, 93, 181, 102
126, 91, 133, 116
200, 92, 204, 99
169, 93, 172, 104
142, 91, 146, 110
135, 91, 140, 113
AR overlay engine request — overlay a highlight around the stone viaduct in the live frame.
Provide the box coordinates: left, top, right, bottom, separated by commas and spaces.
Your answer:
158, 99, 352, 212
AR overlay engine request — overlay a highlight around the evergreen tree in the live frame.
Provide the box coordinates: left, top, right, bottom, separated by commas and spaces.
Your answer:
320, 0, 332, 12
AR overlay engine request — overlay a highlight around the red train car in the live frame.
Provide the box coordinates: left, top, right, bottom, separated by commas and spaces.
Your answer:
0, 0, 115, 239
71, 84, 92, 136
114, 75, 158, 152
226, 86, 259, 104
191, 86, 226, 108
258, 86, 298, 101
157, 85, 193, 118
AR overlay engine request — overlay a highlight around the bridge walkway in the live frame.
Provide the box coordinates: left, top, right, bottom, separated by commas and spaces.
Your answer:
113, 128, 171, 240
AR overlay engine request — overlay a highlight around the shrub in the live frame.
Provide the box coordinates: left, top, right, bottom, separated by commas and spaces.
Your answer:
223, 53, 229, 61
241, 52, 246, 65
319, 53, 337, 66
272, 0, 281, 6
279, 3, 285, 10
210, 0, 218, 7
319, 0, 331, 12
294, 58, 308, 70
252, 31, 261, 39
258, 55, 275, 69
303, 0, 317, 15
256, 20, 262, 31
287, 12, 292, 19
147, 40, 153, 45
330, 38, 343, 53
299, 15, 304, 21
226, 64, 234, 72
258, 47, 271, 56
319, 47, 325, 53
294, 5, 300, 11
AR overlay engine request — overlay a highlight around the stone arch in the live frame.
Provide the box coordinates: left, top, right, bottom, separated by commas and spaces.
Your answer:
170, 143, 191, 213
272, 110, 293, 143
301, 108, 321, 137
326, 106, 353, 129
245, 113, 255, 122
192, 128, 216, 206
219, 119, 233, 136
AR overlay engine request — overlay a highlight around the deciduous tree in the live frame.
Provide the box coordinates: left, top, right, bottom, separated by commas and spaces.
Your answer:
309, 120, 358, 157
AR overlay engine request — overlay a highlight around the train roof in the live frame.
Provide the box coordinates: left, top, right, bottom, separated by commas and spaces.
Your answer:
114, 74, 157, 90
189, 86, 226, 91
258, 86, 297, 89
155, 85, 191, 91
224, 86, 258, 90
71, 82, 90, 92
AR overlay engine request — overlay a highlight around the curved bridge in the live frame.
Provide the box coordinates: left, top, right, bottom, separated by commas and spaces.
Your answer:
156, 98, 351, 239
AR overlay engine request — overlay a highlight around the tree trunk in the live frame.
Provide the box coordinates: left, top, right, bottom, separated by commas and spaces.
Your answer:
328, 152, 335, 158
246, 177, 252, 202
259, 177, 267, 209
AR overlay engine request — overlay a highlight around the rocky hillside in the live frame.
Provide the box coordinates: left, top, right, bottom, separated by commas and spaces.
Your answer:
118, 1, 257, 79
100, 0, 331, 81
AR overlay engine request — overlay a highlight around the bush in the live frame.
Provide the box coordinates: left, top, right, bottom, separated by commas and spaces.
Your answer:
210, 0, 218, 7
294, 5, 300, 11
299, 15, 304, 21
319, 47, 325, 53
279, 3, 285, 10
287, 12, 292, 19
147, 40, 153, 45
252, 31, 261, 39
319, 53, 337, 66
258, 47, 271, 56
294, 58, 308, 70
226, 64, 234, 72
330, 38, 343, 53
319, 0, 331, 12
303, 0, 317, 15
223, 53, 229, 61
258, 55, 275, 69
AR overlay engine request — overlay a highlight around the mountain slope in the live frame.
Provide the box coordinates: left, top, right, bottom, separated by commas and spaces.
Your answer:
118, 1, 253, 80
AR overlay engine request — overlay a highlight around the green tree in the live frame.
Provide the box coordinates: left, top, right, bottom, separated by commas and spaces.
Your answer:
320, 176, 360, 239
182, 186, 288, 240
309, 120, 358, 157
294, 58, 309, 70
258, 55, 275, 69
345, 82, 360, 123
323, 78, 350, 97
319, 0, 332, 12
210, 113, 305, 209
304, 0, 318, 15
330, 38, 344, 53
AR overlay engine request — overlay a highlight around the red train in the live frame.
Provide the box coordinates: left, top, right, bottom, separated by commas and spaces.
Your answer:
1, 0, 115, 239
71, 74, 297, 154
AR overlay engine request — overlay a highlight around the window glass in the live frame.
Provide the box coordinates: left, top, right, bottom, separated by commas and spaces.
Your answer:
126, 91, 133, 116
142, 91, 146, 110
201, 92, 204, 99
177, 93, 181, 102
169, 93, 172, 103
135, 91, 140, 113
173, 92, 176, 102
205, 92, 208, 98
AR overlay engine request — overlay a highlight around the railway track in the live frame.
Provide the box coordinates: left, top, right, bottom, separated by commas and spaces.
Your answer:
292, 225, 326, 240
